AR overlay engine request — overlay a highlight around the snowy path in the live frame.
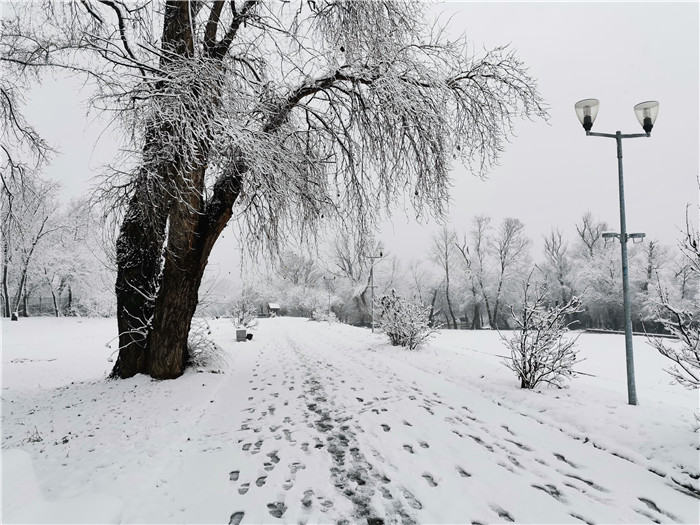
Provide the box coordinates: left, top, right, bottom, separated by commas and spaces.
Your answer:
2, 317, 698, 524
212, 318, 697, 525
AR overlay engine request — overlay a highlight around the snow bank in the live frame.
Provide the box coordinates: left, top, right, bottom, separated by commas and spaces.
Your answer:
2, 449, 123, 524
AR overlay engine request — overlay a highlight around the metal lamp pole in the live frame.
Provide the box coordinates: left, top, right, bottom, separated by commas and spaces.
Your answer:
574, 99, 659, 406
323, 276, 336, 316
368, 251, 383, 332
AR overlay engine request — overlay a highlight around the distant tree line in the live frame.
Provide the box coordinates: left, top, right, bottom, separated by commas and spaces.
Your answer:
231, 210, 697, 335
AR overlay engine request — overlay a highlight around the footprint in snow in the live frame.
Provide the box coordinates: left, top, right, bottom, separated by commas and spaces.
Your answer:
302, 488, 314, 508
242, 443, 251, 451
290, 462, 306, 473
256, 476, 267, 487
490, 505, 515, 522
422, 474, 438, 487
403, 444, 414, 454
238, 483, 250, 495
229, 511, 244, 525
381, 424, 390, 432
400, 488, 423, 510
456, 466, 471, 477
267, 502, 287, 518
419, 441, 429, 448
229, 470, 239, 481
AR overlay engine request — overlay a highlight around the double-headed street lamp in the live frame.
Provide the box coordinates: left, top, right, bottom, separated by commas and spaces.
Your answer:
574, 99, 659, 406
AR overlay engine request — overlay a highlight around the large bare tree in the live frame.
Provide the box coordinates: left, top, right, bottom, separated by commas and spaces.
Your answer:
2, 0, 547, 378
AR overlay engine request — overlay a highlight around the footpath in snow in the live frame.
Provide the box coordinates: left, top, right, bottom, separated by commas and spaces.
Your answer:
2, 316, 699, 524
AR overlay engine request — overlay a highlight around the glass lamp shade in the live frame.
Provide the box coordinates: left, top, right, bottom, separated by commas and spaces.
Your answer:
634, 101, 659, 133
575, 99, 599, 131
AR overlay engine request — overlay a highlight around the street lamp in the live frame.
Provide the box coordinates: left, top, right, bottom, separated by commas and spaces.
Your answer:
322, 276, 336, 316
575, 99, 659, 406
367, 250, 383, 332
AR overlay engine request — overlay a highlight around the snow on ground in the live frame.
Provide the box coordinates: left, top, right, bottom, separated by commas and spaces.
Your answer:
2, 316, 699, 524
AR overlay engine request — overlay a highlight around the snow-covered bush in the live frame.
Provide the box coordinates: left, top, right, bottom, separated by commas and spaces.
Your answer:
377, 290, 437, 350
187, 319, 229, 371
647, 206, 700, 390
229, 298, 259, 330
501, 280, 583, 389
311, 309, 338, 323
648, 305, 700, 388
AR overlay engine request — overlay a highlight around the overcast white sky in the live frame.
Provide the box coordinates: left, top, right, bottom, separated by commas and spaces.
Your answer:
26, 1, 699, 275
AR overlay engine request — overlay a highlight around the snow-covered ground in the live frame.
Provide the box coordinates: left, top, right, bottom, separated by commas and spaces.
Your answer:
2, 317, 698, 524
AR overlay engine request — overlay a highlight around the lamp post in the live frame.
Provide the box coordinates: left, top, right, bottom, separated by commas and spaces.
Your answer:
368, 250, 383, 332
323, 276, 336, 316
574, 99, 659, 406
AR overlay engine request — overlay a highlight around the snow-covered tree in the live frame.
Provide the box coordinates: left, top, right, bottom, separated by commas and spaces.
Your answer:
377, 289, 437, 350
541, 227, 574, 306
501, 278, 584, 389
431, 226, 460, 329
455, 215, 532, 329
648, 207, 700, 389
1, 171, 60, 317
3, 0, 546, 379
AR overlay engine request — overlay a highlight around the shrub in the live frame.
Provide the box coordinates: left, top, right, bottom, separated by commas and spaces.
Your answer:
187, 318, 230, 372
311, 309, 338, 323
230, 298, 259, 330
377, 290, 437, 350
501, 281, 583, 389
647, 304, 700, 389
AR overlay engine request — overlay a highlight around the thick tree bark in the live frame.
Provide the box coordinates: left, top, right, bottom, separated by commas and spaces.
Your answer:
111, 1, 196, 379
2, 235, 10, 317
146, 166, 241, 378
111, 187, 168, 378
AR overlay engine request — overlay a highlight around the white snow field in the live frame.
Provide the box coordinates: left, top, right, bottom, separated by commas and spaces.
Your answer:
2, 317, 699, 524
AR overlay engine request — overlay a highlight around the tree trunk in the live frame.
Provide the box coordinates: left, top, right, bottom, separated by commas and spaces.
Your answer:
21, 291, 29, 317
2, 234, 10, 317
471, 303, 482, 329
146, 164, 240, 379
50, 287, 59, 317
111, 188, 168, 378
445, 273, 458, 329
111, 1, 208, 379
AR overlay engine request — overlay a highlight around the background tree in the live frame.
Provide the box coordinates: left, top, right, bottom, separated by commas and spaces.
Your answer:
0, 171, 60, 316
456, 214, 493, 328
3, 0, 546, 379
487, 217, 532, 328
541, 227, 573, 307
431, 225, 460, 328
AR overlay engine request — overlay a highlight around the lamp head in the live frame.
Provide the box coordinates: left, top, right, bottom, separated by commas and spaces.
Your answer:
575, 99, 600, 132
634, 101, 659, 134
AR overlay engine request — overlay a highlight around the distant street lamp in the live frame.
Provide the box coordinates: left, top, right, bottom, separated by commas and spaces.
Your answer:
323, 276, 336, 316
367, 250, 383, 332
574, 99, 659, 406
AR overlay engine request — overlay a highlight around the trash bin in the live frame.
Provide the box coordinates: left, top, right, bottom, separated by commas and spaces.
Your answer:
236, 329, 247, 342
